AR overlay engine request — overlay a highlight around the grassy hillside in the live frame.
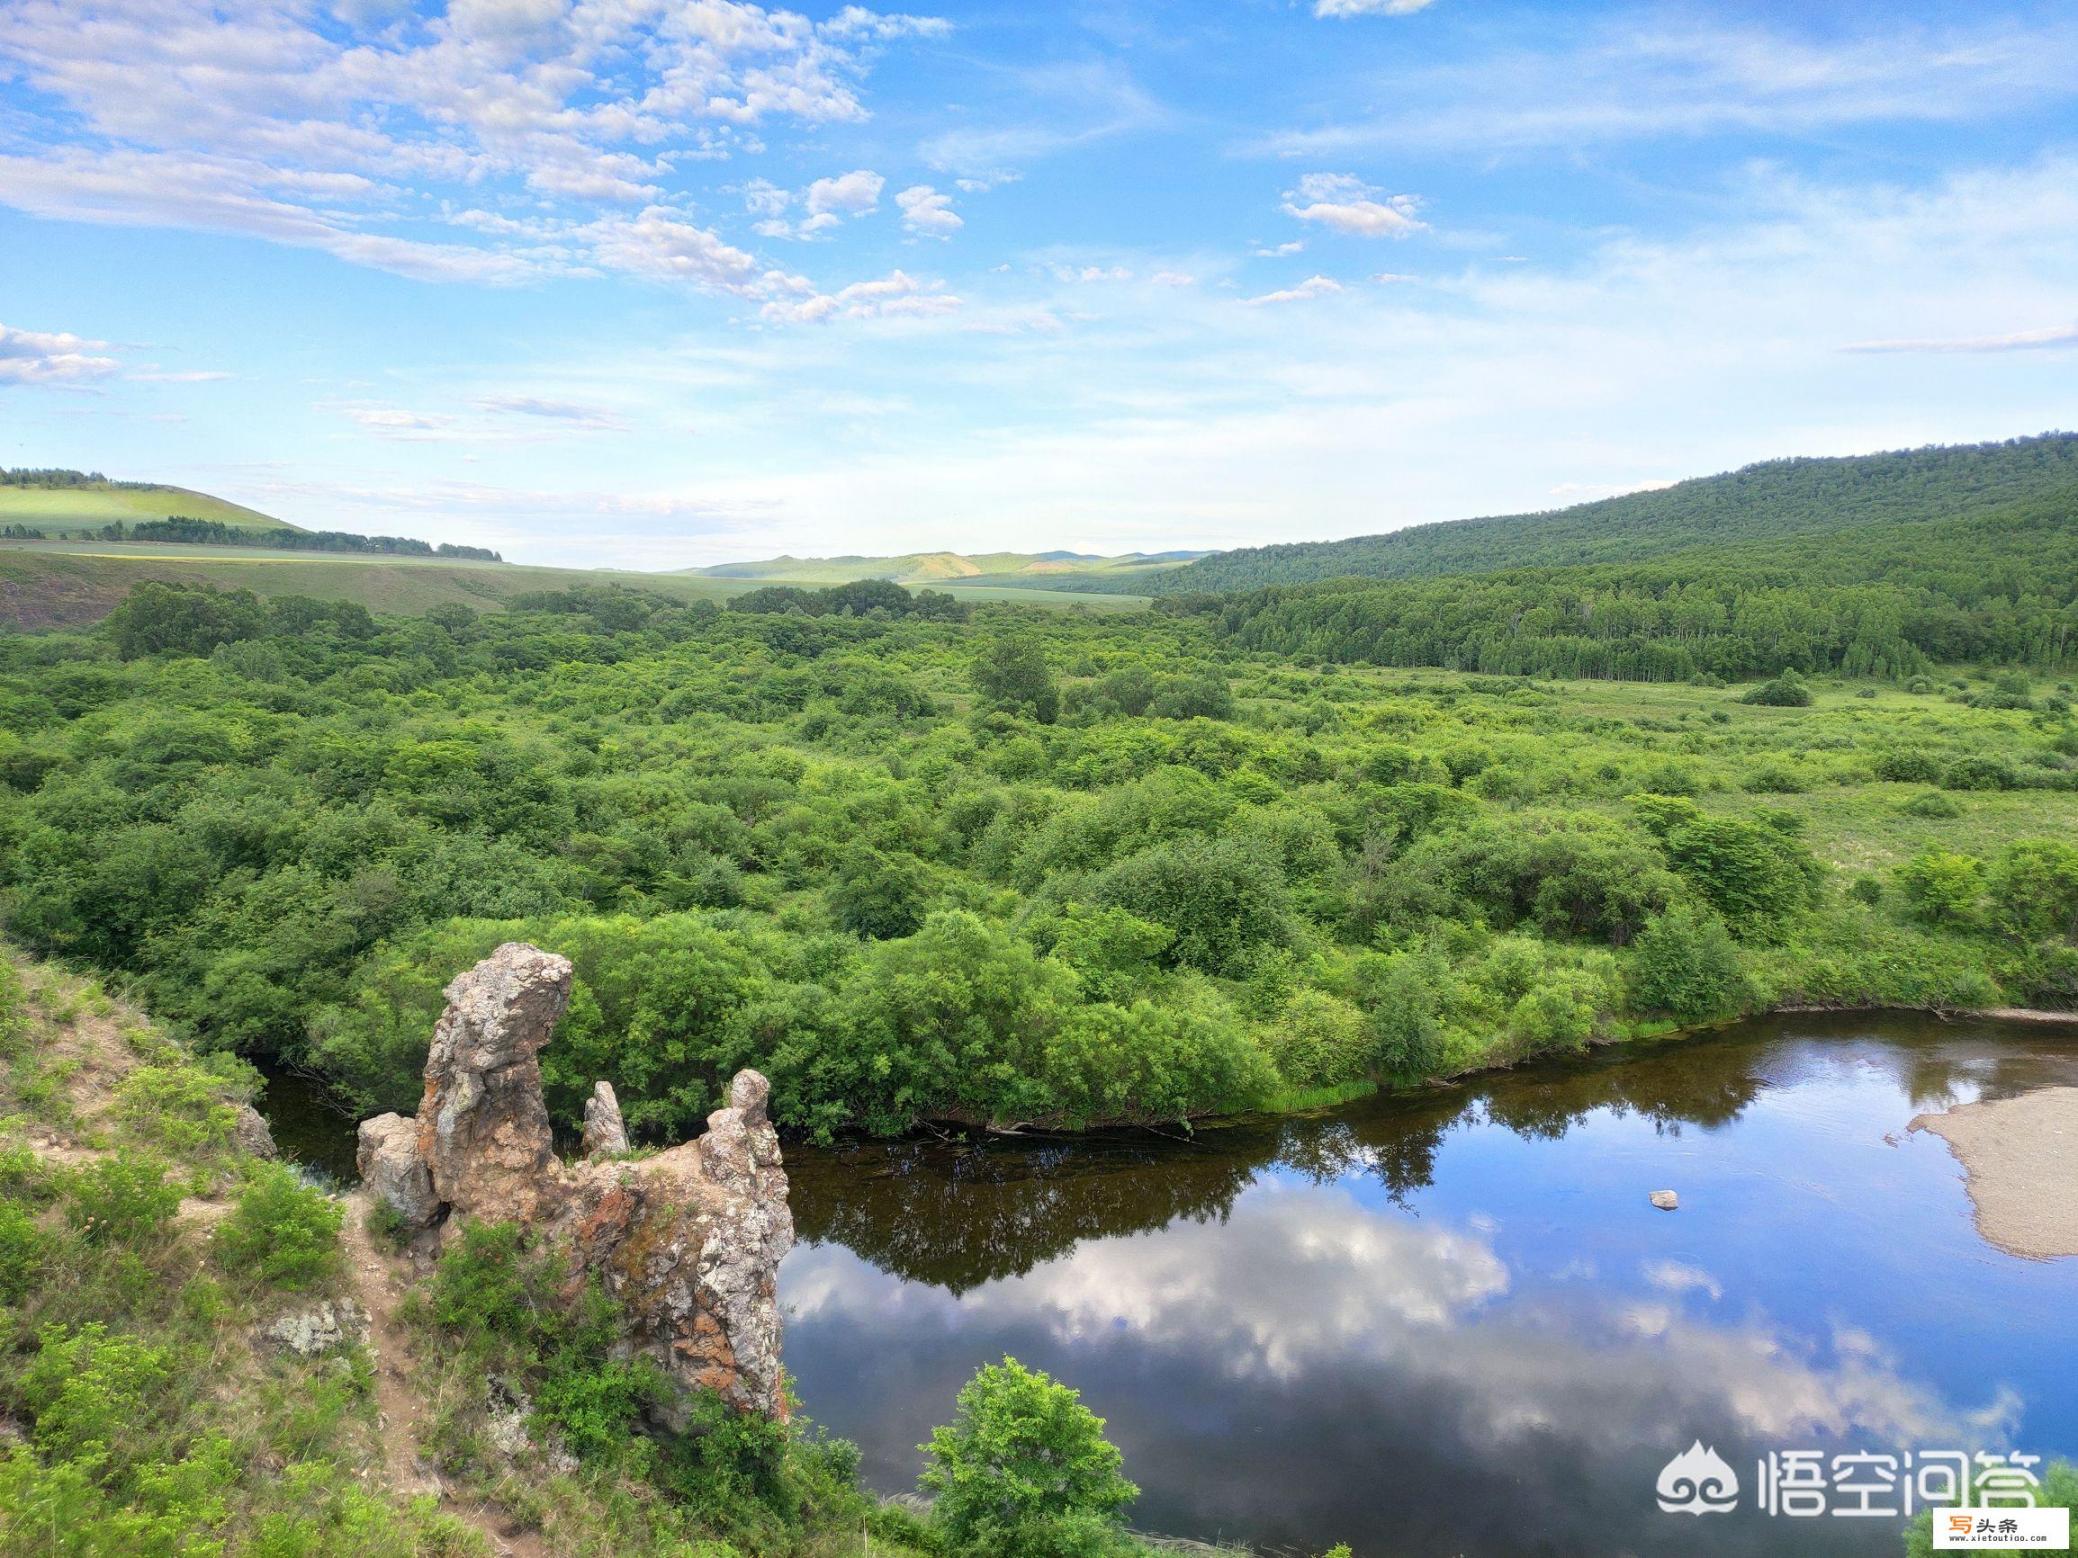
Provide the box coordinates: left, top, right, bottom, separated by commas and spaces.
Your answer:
1157, 433, 2078, 593
692, 548, 1200, 586
0, 480, 297, 535
0, 541, 1147, 630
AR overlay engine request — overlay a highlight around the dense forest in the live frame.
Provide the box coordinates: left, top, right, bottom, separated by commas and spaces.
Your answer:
0, 575, 2072, 1148
1185, 491, 2078, 680
1152, 434, 2078, 592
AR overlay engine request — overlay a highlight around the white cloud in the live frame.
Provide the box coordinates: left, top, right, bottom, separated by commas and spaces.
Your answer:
761, 268, 960, 325
0, 0, 945, 284
1254, 240, 1305, 258
1283, 173, 1427, 238
806, 169, 886, 216
1315, 0, 1436, 14
1245, 275, 1345, 305
1255, 15, 2078, 157
895, 184, 962, 237
1842, 321, 2078, 354
0, 322, 121, 385
1150, 271, 1196, 287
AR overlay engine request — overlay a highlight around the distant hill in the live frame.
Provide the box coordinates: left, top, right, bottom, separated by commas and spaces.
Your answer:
1156, 434, 2078, 593
0, 469, 299, 535
689, 548, 1205, 586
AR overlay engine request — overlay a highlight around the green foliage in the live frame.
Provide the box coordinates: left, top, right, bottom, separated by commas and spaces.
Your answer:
1985, 839, 2078, 943
1895, 850, 1986, 930
975, 635, 1061, 723
63, 1151, 183, 1245
920, 1356, 1139, 1558
1161, 434, 2078, 595
1628, 904, 1751, 1022
1092, 834, 1293, 976
212, 1163, 343, 1290
1265, 989, 1369, 1088
1740, 669, 1812, 707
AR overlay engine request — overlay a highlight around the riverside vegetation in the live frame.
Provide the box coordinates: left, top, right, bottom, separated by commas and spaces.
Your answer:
0, 946, 1244, 1556
0, 562, 2075, 1145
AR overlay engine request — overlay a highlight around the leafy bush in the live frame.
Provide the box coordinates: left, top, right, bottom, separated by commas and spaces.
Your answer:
64, 1151, 183, 1245
1985, 839, 2078, 943
1943, 754, 2019, 791
920, 1357, 1139, 1558
0, 1199, 50, 1302
1264, 989, 1369, 1088
1901, 790, 1961, 818
1895, 850, 1985, 929
212, 1163, 343, 1290
1739, 670, 1812, 707
1629, 904, 1751, 1022
1092, 835, 1292, 976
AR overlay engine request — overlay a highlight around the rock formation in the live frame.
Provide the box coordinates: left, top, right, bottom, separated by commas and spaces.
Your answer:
356, 942, 794, 1420
583, 1080, 629, 1159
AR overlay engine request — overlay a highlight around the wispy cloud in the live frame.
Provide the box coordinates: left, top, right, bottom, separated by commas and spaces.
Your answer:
1842, 321, 2078, 354
1253, 15, 2078, 156
1244, 275, 1345, 305
1314, 0, 1437, 15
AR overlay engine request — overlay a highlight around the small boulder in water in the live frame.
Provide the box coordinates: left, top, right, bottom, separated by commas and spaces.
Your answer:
1649, 1189, 1679, 1211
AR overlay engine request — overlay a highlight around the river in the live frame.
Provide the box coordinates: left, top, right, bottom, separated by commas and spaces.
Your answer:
262, 1013, 2078, 1556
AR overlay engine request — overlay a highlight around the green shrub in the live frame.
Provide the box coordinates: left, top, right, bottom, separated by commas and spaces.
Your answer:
1265, 989, 1369, 1088
0, 1199, 50, 1302
1873, 750, 1943, 784
1739, 670, 1812, 707
1986, 840, 2078, 943
64, 1151, 183, 1245
1629, 904, 1751, 1023
1895, 850, 1985, 929
1943, 754, 2019, 791
920, 1357, 1138, 1558
1901, 790, 1961, 818
212, 1163, 343, 1290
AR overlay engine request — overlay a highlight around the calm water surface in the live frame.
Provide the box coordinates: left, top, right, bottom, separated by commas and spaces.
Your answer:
260, 1016, 2078, 1555
781, 1016, 2078, 1557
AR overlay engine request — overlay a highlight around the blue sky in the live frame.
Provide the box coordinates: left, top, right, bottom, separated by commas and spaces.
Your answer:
1, 0, 2075, 568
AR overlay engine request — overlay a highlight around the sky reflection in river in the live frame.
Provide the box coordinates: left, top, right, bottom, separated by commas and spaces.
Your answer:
781, 1017, 2078, 1556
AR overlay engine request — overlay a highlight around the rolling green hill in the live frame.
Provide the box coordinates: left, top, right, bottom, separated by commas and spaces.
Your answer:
0, 470, 299, 534
1155, 434, 2078, 594
691, 547, 1203, 586
0, 541, 1147, 630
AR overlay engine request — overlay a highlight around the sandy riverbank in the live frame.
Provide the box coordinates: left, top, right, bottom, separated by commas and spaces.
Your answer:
1911, 1086, 2078, 1260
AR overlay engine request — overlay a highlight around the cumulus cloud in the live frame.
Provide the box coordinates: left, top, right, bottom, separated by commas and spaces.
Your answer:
895, 184, 962, 237
806, 169, 886, 216
0, 0, 945, 284
1245, 275, 1345, 305
0, 322, 121, 385
1282, 173, 1427, 238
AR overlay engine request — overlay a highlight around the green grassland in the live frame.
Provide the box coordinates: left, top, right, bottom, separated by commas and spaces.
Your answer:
0, 482, 297, 534
0, 540, 1145, 629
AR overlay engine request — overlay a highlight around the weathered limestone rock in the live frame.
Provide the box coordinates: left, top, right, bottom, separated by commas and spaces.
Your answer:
416, 942, 572, 1223
583, 1080, 629, 1159
234, 1103, 278, 1159
356, 943, 794, 1421
358, 1113, 439, 1228
558, 1069, 791, 1424
260, 1297, 368, 1356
